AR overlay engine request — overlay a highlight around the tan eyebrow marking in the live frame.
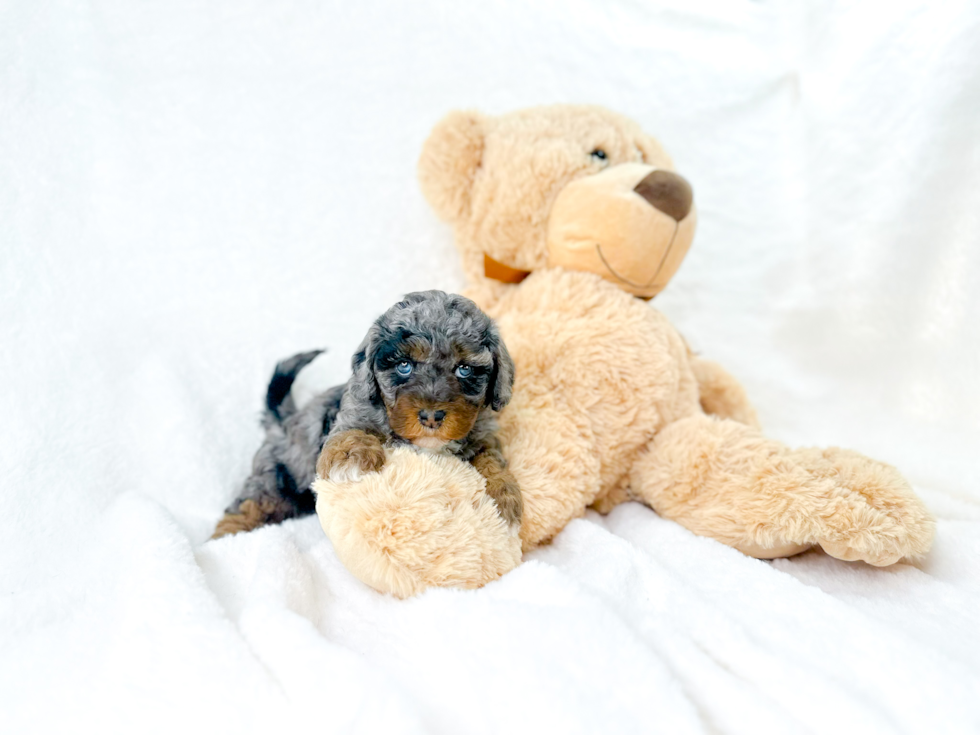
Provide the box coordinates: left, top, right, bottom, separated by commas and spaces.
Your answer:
454, 344, 493, 367
405, 336, 431, 361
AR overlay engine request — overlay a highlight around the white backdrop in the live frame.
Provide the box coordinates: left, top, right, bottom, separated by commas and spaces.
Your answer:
2, 1, 978, 733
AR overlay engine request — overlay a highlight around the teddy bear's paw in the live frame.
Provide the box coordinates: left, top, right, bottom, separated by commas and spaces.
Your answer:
797, 447, 936, 566
314, 446, 522, 597
818, 529, 928, 567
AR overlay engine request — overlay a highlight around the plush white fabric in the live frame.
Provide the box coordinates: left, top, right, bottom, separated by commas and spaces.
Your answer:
1, 1, 978, 732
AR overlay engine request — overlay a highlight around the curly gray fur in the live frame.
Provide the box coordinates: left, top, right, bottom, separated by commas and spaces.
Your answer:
330, 290, 514, 461
217, 290, 515, 534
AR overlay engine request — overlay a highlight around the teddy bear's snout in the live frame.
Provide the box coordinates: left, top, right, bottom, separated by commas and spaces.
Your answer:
633, 170, 693, 222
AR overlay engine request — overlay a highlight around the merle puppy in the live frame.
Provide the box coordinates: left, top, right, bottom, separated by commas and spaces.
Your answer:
214, 290, 520, 538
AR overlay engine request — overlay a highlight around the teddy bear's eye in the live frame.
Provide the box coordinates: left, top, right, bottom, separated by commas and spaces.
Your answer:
590, 148, 608, 162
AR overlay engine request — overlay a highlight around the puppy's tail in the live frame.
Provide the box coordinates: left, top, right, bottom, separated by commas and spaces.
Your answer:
265, 349, 324, 424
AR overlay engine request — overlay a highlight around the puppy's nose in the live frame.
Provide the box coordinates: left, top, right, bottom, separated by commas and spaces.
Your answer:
418, 409, 445, 428
633, 170, 693, 221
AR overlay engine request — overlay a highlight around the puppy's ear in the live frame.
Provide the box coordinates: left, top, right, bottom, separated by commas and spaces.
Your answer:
348, 321, 385, 408
417, 110, 487, 222
486, 326, 515, 412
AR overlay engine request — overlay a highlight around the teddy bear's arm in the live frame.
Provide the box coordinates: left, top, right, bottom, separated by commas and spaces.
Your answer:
313, 446, 523, 598
689, 356, 760, 429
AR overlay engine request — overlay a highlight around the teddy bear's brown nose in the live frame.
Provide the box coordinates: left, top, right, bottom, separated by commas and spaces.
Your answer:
633, 170, 693, 221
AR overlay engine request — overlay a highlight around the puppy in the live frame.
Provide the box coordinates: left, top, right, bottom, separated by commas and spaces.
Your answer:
214, 290, 520, 538
316, 290, 522, 528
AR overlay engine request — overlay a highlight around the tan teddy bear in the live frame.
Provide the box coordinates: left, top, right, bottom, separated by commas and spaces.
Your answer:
314, 104, 934, 597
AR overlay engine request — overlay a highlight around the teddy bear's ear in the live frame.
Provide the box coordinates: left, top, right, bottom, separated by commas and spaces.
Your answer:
417, 110, 487, 222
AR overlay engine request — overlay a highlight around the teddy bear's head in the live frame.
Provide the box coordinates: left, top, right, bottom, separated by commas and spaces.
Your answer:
418, 104, 696, 299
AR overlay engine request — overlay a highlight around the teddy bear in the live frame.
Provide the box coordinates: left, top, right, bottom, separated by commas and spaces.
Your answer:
313, 104, 934, 598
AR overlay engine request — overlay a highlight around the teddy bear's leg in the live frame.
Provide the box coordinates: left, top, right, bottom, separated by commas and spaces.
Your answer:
628, 414, 934, 565
689, 356, 760, 429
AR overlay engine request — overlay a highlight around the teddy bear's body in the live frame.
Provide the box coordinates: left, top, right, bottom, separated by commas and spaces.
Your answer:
477, 265, 933, 565
314, 104, 934, 597
479, 268, 697, 547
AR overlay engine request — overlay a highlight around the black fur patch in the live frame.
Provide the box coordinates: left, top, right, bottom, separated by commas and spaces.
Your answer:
373, 328, 413, 370
266, 349, 323, 420
320, 384, 346, 437
275, 463, 316, 515
458, 375, 487, 396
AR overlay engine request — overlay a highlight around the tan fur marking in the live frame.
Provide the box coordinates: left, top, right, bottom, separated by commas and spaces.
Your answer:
212, 499, 279, 539
317, 429, 386, 478
452, 344, 491, 367
387, 394, 479, 443
406, 337, 430, 362
472, 452, 523, 528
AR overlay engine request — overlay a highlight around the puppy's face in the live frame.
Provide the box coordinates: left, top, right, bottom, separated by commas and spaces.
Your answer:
352, 291, 514, 451
377, 336, 490, 449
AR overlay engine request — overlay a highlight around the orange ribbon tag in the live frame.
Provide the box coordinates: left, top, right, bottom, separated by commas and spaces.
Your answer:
484, 254, 530, 284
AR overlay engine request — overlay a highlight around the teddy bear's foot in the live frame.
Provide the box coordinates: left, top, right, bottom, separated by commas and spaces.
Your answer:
689, 355, 760, 429
789, 447, 935, 566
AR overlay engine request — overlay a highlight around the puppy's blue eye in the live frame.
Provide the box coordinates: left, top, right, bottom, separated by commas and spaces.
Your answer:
591, 148, 608, 162
455, 364, 473, 379
395, 361, 413, 377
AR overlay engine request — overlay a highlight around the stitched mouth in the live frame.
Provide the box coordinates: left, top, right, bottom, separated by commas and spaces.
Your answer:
594, 221, 679, 290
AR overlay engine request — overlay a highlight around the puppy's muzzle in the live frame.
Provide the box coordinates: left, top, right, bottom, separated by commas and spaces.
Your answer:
633, 170, 693, 222
418, 409, 446, 428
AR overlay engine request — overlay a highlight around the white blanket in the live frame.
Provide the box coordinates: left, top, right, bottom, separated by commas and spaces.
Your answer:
2, 1, 978, 732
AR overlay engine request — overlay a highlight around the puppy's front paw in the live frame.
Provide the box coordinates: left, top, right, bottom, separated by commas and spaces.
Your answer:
317, 429, 386, 483
487, 473, 523, 535
472, 452, 523, 535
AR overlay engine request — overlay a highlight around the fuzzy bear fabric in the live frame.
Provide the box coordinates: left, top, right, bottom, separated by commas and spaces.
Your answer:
1, 1, 978, 733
